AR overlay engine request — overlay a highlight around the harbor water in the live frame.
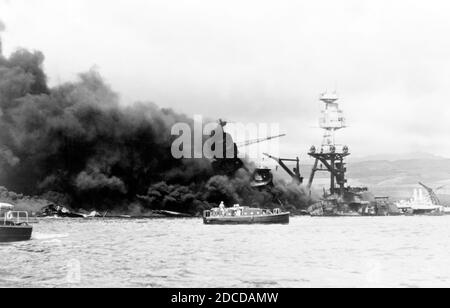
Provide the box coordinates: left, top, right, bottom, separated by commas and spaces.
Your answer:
1, 216, 450, 288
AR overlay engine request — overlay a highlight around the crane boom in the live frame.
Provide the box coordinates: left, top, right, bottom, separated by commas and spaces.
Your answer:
263, 153, 303, 184
237, 134, 286, 148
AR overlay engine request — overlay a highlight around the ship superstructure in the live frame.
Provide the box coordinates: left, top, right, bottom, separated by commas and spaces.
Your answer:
308, 92, 349, 195
306, 92, 393, 216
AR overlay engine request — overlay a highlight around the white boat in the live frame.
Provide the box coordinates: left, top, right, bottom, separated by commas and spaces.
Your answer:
395, 189, 445, 215
203, 203, 289, 225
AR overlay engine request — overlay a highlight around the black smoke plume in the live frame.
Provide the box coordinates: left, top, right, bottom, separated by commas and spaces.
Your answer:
0, 48, 310, 214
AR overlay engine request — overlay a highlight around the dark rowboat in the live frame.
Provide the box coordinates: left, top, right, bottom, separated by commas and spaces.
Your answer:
0, 223, 33, 242
203, 205, 289, 225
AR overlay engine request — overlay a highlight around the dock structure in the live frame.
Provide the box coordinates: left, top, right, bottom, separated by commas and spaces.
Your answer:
308, 92, 349, 195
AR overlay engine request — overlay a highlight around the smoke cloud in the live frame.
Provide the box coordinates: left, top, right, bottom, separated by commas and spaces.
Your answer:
0, 20, 5, 32
0, 48, 310, 214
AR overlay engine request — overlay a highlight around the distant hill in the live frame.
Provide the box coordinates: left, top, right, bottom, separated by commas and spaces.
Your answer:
347, 157, 450, 200
349, 152, 448, 163
348, 158, 450, 186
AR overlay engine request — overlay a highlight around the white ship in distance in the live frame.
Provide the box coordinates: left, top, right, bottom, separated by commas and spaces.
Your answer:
395, 188, 450, 215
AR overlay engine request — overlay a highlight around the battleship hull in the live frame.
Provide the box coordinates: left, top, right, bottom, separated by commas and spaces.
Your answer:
203, 213, 289, 225
0, 223, 33, 242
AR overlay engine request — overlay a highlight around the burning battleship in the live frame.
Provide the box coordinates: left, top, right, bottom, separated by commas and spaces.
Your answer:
255, 91, 401, 216
305, 92, 379, 216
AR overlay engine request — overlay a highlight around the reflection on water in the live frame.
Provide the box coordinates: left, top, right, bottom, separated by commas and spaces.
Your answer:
1, 216, 450, 287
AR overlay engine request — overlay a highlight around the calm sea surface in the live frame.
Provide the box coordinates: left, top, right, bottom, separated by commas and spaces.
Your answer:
1, 216, 450, 288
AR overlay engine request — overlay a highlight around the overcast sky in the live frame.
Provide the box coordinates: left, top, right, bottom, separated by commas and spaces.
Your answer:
1, 0, 450, 160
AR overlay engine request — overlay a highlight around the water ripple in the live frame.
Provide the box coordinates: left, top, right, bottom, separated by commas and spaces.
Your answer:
1, 216, 450, 287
